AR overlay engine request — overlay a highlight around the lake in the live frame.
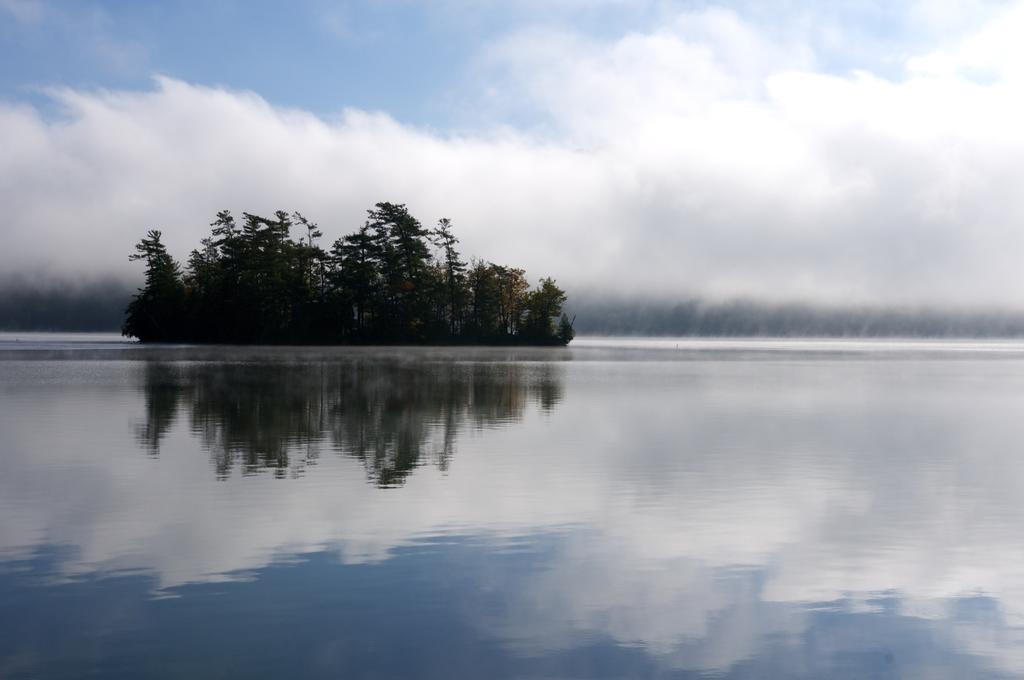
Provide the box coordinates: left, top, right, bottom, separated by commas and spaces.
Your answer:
3, 335, 1024, 678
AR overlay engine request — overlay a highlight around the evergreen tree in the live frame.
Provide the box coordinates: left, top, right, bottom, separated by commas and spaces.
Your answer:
466, 260, 501, 340
123, 230, 185, 342
522, 277, 568, 344
558, 313, 576, 345
366, 202, 433, 341
331, 224, 379, 337
430, 218, 467, 337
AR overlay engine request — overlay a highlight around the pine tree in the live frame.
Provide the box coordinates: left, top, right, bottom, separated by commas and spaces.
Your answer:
123, 230, 185, 342
430, 218, 467, 337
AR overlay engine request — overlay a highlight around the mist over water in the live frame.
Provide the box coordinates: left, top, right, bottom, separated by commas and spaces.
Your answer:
12, 280, 1024, 338
0, 277, 131, 332
4, 338, 1024, 677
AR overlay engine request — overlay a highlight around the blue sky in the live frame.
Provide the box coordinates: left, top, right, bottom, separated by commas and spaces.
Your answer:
1, 0, 659, 126
2, 0, 1001, 127
4, 0, 1024, 306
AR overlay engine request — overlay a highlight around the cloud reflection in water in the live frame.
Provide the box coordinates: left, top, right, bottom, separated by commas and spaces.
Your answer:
3, 345, 1024, 676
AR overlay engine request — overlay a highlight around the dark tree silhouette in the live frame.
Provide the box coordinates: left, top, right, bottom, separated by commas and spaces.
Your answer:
521, 277, 568, 343
123, 202, 573, 345
123, 230, 186, 342
430, 218, 467, 336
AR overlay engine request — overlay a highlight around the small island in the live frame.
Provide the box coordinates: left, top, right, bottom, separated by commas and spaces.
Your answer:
123, 202, 574, 345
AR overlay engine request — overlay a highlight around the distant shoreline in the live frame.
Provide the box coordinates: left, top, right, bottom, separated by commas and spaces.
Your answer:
9, 284, 1024, 339
11, 332, 1024, 346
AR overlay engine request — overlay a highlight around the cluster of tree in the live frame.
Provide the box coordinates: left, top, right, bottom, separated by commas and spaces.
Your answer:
123, 202, 574, 345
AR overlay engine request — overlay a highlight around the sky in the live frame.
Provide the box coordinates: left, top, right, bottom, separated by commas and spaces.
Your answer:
2, 0, 1024, 306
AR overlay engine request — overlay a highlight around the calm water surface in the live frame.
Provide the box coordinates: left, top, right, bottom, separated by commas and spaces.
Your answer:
3, 335, 1024, 678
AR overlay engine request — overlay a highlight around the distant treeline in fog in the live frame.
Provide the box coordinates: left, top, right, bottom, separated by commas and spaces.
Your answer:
8, 281, 1024, 339
0, 277, 130, 331
566, 298, 1024, 338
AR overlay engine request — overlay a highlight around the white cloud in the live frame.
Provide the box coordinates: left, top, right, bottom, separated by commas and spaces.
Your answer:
908, 2, 1024, 82
5, 4, 1024, 305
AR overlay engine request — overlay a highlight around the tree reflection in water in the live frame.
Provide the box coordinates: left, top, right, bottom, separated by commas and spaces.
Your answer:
136, 359, 563, 486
